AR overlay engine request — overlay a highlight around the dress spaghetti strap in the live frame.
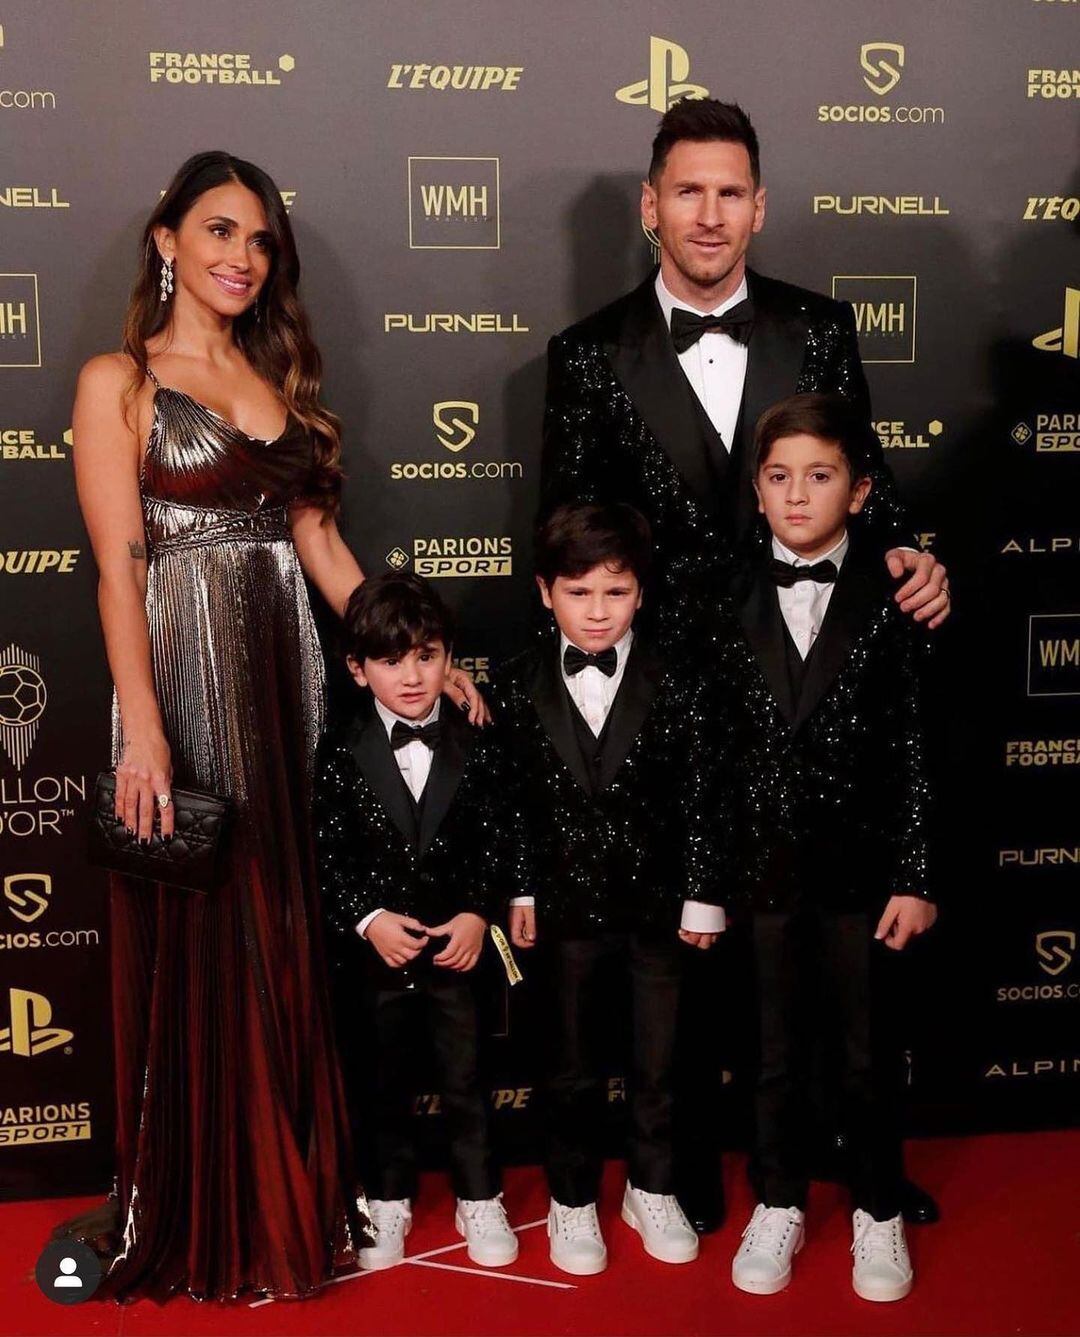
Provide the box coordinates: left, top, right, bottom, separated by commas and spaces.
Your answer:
145, 364, 161, 388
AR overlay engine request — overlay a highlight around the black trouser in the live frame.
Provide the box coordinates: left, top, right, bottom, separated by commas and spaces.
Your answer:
339, 955, 498, 1203
544, 931, 682, 1207
749, 904, 905, 1221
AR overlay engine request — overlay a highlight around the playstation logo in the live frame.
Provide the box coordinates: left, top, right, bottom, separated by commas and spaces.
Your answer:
0, 988, 74, 1058
616, 36, 709, 112
1033, 287, 1080, 359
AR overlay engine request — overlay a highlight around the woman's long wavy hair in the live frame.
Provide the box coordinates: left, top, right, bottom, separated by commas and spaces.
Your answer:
122, 150, 342, 512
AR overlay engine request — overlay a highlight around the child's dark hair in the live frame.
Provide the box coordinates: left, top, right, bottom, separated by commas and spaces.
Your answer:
341, 572, 454, 663
753, 392, 872, 479
534, 501, 653, 589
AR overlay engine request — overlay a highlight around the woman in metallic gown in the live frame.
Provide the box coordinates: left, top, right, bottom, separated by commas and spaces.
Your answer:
70, 151, 480, 1302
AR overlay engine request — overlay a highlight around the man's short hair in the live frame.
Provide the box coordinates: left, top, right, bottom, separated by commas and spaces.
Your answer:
649, 98, 761, 185
753, 392, 873, 479
534, 502, 653, 589
342, 571, 454, 663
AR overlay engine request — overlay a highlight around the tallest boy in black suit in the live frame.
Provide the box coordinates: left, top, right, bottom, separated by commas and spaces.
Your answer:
540, 98, 949, 1229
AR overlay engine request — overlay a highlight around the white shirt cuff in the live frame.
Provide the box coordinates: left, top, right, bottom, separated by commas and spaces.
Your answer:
680, 900, 726, 933
356, 908, 385, 939
508, 896, 535, 907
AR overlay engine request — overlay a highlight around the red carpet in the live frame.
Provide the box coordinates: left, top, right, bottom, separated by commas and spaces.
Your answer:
2, 1131, 1077, 1337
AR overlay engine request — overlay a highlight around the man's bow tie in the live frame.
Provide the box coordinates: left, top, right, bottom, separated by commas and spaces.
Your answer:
563, 644, 618, 678
390, 719, 443, 751
769, 558, 839, 588
670, 298, 754, 354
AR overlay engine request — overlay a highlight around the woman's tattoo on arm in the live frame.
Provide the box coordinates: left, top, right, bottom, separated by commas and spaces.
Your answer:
128, 540, 146, 559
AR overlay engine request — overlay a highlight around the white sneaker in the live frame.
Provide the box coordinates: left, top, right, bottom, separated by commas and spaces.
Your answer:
455, 1193, 519, 1268
359, 1198, 412, 1271
548, 1199, 608, 1275
851, 1209, 913, 1302
620, 1183, 699, 1263
731, 1203, 805, 1295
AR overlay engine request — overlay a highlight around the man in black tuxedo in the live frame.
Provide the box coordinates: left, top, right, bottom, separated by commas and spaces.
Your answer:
540, 98, 950, 643
539, 98, 946, 1229
314, 572, 519, 1272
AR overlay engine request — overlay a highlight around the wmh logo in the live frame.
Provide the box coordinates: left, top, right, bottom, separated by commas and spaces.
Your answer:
409, 157, 500, 250
832, 275, 917, 364
0, 274, 42, 368
1028, 614, 1080, 697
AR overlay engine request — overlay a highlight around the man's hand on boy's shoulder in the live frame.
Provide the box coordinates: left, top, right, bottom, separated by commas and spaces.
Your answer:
874, 895, 938, 951
362, 911, 429, 968
884, 547, 951, 630
428, 911, 487, 971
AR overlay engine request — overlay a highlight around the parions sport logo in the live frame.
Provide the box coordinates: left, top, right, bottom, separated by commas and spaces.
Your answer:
1011, 411, 1080, 453
148, 51, 295, 85
385, 537, 513, 579
0, 1100, 91, 1146
817, 42, 945, 126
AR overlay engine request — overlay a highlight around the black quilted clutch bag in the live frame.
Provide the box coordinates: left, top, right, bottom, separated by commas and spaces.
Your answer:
88, 771, 232, 894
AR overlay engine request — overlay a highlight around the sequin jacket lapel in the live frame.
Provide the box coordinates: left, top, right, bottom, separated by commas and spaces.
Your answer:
539, 267, 911, 645
313, 704, 505, 947
487, 637, 721, 935
713, 549, 932, 912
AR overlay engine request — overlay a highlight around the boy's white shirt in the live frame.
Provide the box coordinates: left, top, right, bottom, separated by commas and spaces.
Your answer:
509, 626, 725, 936
771, 530, 850, 659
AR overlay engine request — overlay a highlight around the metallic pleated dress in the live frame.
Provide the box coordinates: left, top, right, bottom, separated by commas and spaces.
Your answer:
104, 368, 368, 1302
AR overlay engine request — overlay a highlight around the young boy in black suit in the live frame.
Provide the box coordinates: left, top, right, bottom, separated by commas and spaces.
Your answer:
314, 573, 518, 1271
718, 393, 937, 1302
493, 502, 723, 1276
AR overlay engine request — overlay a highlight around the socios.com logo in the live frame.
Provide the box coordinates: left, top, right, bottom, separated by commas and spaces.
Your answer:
860, 42, 905, 96
3, 873, 52, 924
433, 401, 479, 453
615, 36, 708, 112
1036, 930, 1076, 977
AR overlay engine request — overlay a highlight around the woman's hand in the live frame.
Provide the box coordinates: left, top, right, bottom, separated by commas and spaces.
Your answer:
443, 664, 491, 725
115, 732, 174, 843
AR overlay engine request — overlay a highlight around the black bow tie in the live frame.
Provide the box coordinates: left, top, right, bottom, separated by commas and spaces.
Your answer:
670, 298, 755, 353
563, 644, 618, 678
390, 719, 443, 751
769, 558, 839, 588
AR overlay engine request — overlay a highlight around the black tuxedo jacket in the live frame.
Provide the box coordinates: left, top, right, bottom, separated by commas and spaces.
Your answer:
540, 268, 911, 641
711, 539, 932, 914
487, 634, 720, 936
313, 701, 503, 953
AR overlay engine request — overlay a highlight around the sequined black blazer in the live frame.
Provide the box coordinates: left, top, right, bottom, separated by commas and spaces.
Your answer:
486, 634, 720, 936
540, 268, 911, 641
711, 541, 932, 913
313, 701, 505, 947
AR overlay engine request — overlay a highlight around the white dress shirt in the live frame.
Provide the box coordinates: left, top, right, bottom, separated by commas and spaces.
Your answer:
509, 630, 725, 935
771, 532, 849, 659
356, 698, 442, 939
654, 270, 749, 452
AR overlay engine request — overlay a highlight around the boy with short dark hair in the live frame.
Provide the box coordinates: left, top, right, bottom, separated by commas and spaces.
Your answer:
718, 392, 936, 1302
493, 501, 722, 1276
314, 572, 518, 1271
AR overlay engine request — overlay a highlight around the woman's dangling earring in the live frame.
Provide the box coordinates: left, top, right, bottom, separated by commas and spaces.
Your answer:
159, 257, 174, 303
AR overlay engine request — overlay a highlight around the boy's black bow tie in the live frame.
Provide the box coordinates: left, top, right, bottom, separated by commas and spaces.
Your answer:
670, 298, 754, 353
769, 558, 838, 588
390, 719, 443, 751
563, 645, 618, 677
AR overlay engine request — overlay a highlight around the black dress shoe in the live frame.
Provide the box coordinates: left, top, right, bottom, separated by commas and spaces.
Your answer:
899, 1176, 940, 1225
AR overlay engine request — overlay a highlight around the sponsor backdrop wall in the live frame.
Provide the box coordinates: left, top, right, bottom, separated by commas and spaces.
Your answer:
1, 0, 1077, 1200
